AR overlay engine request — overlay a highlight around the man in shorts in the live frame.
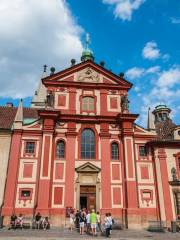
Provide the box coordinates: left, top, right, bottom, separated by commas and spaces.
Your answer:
90, 209, 97, 236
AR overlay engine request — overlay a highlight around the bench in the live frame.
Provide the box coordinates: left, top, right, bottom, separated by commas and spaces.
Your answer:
22, 217, 32, 229
147, 221, 165, 232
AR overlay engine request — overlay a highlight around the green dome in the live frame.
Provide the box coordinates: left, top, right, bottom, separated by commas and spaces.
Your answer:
81, 49, 94, 62
81, 33, 94, 62
153, 104, 171, 115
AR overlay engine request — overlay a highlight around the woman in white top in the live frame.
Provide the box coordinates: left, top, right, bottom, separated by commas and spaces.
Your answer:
69, 211, 74, 231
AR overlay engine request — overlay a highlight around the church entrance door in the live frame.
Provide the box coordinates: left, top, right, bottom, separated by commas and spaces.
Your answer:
80, 185, 96, 210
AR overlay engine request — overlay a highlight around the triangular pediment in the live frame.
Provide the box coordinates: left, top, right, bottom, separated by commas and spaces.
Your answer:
43, 60, 132, 88
75, 162, 101, 173
134, 124, 157, 135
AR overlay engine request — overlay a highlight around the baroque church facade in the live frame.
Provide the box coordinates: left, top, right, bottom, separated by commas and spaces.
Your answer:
0, 41, 180, 229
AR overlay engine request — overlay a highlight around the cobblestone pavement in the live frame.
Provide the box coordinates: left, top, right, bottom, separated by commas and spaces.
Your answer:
0, 228, 179, 240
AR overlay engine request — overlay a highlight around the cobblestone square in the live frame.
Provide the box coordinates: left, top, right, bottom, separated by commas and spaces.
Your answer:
0, 228, 179, 240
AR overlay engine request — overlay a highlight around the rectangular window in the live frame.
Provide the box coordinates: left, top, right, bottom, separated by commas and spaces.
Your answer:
82, 97, 94, 111
139, 146, 147, 157
25, 142, 35, 154
21, 190, 31, 198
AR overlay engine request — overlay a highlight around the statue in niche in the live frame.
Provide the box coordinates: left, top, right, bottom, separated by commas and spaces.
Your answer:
171, 167, 177, 181
77, 67, 100, 82
46, 91, 54, 108
121, 94, 129, 112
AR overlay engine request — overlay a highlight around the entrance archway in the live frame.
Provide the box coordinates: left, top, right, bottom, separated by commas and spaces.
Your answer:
75, 162, 101, 211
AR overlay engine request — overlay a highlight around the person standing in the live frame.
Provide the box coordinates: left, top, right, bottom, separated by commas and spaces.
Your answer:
75, 210, 80, 229
108, 213, 113, 235
86, 210, 91, 234
69, 210, 75, 231
104, 213, 111, 238
96, 211, 102, 233
79, 211, 86, 235
90, 209, 97, 236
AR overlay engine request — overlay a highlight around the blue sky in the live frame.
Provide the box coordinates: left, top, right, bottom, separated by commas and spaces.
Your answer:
0, 0, 180, 126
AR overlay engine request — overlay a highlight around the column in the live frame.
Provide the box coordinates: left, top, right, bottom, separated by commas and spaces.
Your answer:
64, 129, 76, 208
121, 120, 139, 227
36, 111, 59, 215
100, 124, 112, 213
36, 132, 53, 215
157, 148, 173, 222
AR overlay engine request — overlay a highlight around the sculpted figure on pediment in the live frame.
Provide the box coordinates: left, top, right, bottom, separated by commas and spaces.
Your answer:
77, 67, 100, 83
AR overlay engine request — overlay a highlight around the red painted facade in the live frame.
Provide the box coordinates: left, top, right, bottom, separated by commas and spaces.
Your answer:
1, 60, 180, 228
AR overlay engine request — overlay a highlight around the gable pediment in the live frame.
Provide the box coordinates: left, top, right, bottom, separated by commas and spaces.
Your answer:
75, 162, 101, 173
43, 60, 132, 88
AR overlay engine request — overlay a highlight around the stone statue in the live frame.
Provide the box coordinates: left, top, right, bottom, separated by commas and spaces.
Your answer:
171, 167, 177, 181
46, 91, 54, 108
121, 94, 129, 112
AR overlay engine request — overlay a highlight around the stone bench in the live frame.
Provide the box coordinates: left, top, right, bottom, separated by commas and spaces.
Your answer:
147, 221, 165, 232
22, 217, 32, 229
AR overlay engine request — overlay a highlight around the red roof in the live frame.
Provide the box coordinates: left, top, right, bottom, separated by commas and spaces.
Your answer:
0, 106, 38, 130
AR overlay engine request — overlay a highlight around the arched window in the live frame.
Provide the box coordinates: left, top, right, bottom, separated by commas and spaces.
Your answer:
111, 142, 119, 160
81, 129, 95, 159
56, 140, 65, 158
82, 97, 94, 111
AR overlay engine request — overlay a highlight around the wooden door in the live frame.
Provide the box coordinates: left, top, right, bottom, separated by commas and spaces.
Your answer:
88, 194, 96, 210
80, 185, 96, 210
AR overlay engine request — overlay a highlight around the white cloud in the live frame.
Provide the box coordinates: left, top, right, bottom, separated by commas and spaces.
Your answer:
0, 0, 83, 98
126, 67, 144, 79
142, 41, 170, 62
142, 41, 160, 60
137, 66, 180, 127
171, 17, 180, 24
102, 0, 146, 21
157, 67, 180, 88
145, 66, 160, 74
126, 65, 160, 79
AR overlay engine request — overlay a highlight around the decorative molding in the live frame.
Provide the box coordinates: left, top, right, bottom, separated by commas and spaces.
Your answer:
77, 67, 100, 83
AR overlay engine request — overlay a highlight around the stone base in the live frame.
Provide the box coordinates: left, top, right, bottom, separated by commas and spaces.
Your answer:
2, 212, 164, 230
127, 214, 159, 229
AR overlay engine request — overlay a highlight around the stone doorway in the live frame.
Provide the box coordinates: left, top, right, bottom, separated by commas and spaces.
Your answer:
75, 162, 101, 211
80, 185, 96, 210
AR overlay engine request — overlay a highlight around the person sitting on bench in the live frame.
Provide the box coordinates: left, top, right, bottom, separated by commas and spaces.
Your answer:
42, 217, 50, 230
15, 214, 24, 229
9, 214, 17, 229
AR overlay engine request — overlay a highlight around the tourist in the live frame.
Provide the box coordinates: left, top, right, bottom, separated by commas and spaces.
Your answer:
86, 210, 91, 234
96, 211, 102, 233
75, 210, 80, 229
90, 209, 97, 236
9, 214, 17, 229
35, 212, 42, 229
15, 213, 23, 229
104, 213, 111, 237
69, 210, 75, 231
108, 213, 113, 235
42, 216, 50, 230
79, 211, 86, 235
